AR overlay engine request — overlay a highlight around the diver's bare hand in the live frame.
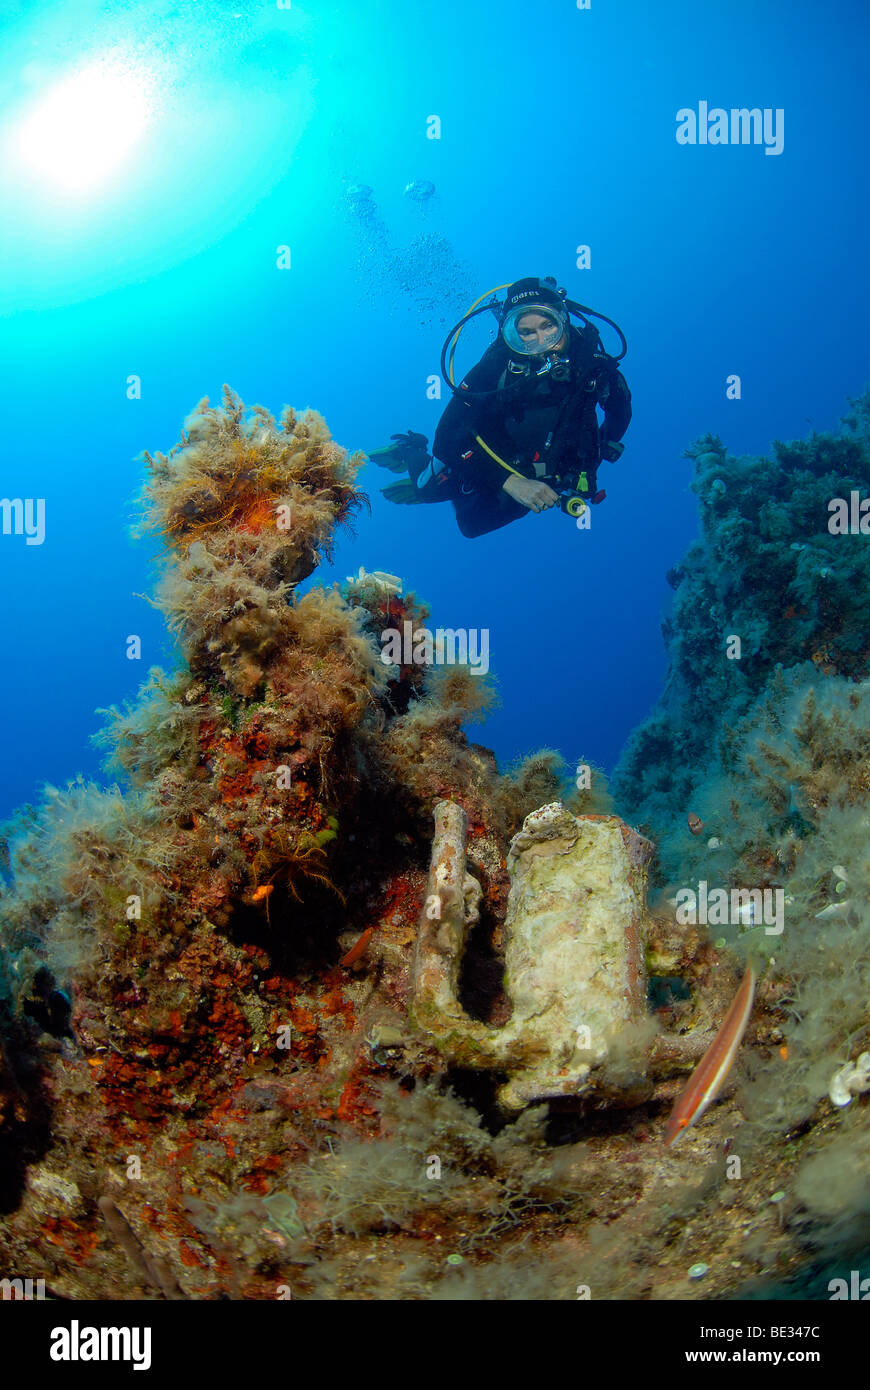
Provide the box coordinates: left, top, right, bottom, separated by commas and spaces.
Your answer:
502, 474, 559, 513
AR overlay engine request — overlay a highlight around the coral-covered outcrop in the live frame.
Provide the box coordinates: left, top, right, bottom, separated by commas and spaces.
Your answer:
612, 394, 870, 1294
615, 392, 870, 827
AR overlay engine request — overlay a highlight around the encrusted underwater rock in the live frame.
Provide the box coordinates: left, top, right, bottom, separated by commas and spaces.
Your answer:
412, 801, 660, 1110
615, 398, 870, 826
0, 387, 575, 1298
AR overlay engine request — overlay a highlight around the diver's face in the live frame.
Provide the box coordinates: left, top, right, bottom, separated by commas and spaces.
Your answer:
516, 312, 566, 353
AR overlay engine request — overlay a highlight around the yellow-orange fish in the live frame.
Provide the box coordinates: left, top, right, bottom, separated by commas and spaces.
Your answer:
340, 927, 374, 967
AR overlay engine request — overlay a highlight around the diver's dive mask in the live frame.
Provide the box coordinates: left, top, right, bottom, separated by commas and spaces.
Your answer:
500, 303, 569, 357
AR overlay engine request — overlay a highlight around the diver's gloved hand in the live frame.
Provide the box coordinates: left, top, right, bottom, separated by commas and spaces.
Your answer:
369, 431, 430, 472
502, 473, 559, 514
393, 430, 429, 452
600, 440, 624, 463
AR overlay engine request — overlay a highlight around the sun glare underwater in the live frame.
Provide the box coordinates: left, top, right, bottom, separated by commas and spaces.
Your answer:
1, 0, 870, 1317
9, 53, 156, 194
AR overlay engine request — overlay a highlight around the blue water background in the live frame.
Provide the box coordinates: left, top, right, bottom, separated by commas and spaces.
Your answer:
1, 0, 867, 819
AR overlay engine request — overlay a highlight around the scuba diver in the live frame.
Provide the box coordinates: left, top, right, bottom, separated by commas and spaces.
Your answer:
370, 276, 632, 538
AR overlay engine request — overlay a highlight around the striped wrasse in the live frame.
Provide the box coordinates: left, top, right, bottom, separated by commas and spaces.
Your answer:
664, 960, 757, 1146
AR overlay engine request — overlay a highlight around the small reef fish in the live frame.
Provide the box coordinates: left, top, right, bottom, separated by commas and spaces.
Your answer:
664, 960, 757, 1146
251, 885, 273, 903
340, 926, 374, 968
687, 812, 704, 835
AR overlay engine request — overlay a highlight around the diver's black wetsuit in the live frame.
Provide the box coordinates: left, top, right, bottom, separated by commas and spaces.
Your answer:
433, 322, 632, 538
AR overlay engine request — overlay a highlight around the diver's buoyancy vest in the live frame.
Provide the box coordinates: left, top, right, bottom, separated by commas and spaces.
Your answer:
476, 324, 605, 479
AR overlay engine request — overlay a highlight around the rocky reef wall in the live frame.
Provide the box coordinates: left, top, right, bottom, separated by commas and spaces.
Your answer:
613, 392, 870, 1291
